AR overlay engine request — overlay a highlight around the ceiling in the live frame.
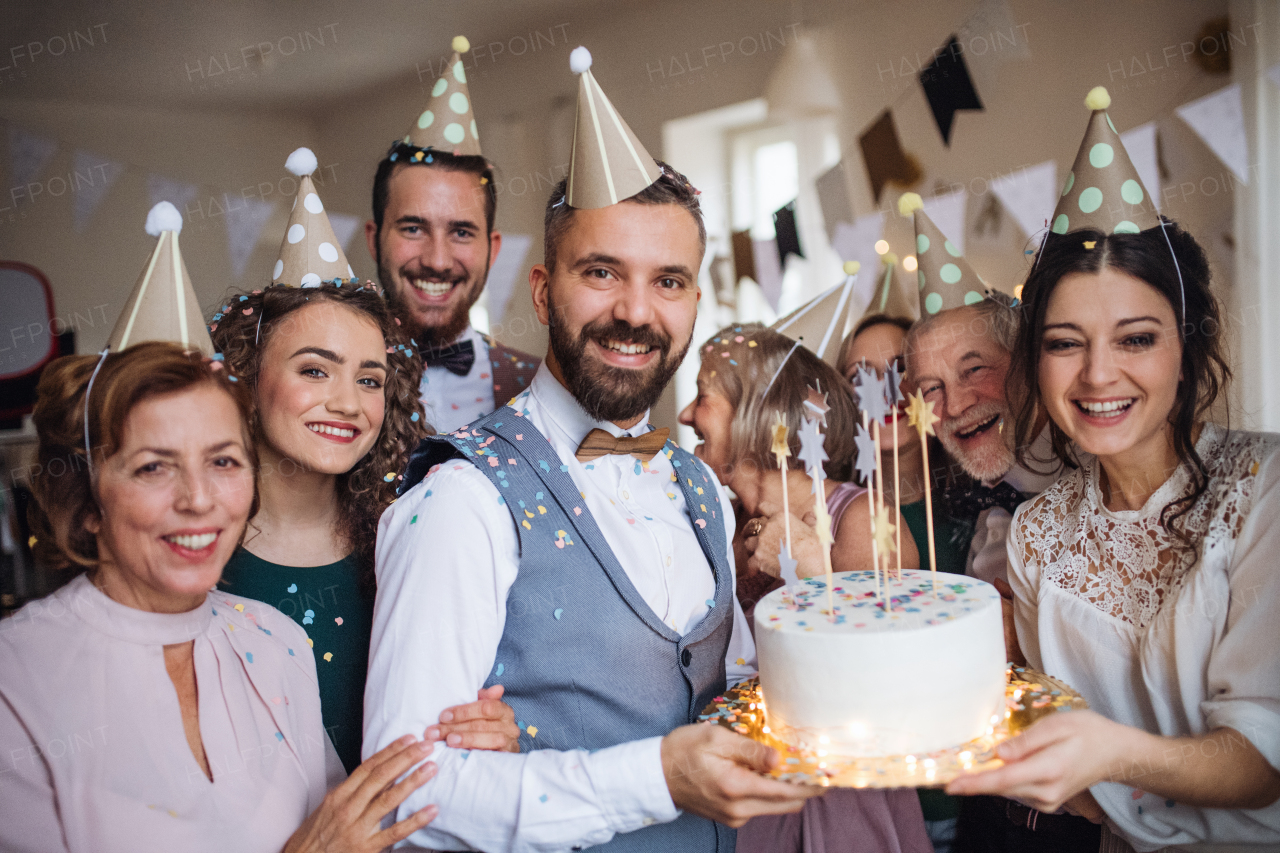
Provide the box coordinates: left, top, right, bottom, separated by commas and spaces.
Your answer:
0, 0, 624, 114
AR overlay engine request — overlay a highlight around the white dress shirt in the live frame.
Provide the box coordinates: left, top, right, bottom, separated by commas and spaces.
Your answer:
966, 426, 1075, 586
365, 364, 756, 852
419, 325, 495, 435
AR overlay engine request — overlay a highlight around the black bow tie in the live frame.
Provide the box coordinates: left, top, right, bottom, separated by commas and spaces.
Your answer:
946, 480, 1030, 519
424, 340, 475, 376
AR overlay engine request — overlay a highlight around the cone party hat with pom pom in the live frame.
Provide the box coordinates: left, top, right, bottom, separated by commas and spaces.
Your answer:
899, 192, 987, 316
566, 46, 662, 209
271, 147, 355, 287
857, 253, 918, 326
404, 36, 482, 157
770, 260, 860, 367
107, 201, 214, 355
1051, 87, 1159, 236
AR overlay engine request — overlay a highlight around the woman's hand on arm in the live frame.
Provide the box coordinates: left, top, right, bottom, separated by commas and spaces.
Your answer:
284, 735, 439, 853
426, 684, 521, 752
946, 710, 1280, 813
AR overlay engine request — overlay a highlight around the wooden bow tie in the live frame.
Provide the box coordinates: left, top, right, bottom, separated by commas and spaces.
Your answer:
575, 427, 670, 462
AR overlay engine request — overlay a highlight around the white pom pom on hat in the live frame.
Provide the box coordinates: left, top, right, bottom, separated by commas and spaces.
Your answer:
570, 46, 592, 74
144, 201, 183, 236
285, 147, 318, 177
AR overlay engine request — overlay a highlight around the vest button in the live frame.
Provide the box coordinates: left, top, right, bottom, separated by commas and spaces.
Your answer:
681, 648, 692, 667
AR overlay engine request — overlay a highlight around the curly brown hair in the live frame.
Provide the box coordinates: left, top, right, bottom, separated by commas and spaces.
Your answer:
209, 282, 427, 590
28, 342, 258, 581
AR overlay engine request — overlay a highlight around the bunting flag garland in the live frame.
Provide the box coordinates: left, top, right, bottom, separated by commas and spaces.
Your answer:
830, 212, 886, 309
859, 110, 917, 203
146, 175, 199, 216
484, 233, 533, 326
72, 150, 123, 233
815, 160, 854, 240
919, 36, 985, 145
773, 200, 804, 264
730, 229, 756, 283
1175, 83, 1249, 183
8, 125, 58, 188
327, 212, 363, 253
1119, 123, 1162, 212
922, 189, 967, 256
751, 237, 784, 310
224, 197, 276, 279
988, 160, 1057, 239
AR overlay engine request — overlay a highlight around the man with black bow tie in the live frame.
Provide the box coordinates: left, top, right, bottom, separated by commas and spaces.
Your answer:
366, 41, 538, 434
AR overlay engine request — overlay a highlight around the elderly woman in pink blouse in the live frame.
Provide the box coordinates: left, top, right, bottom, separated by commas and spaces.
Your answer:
0, 343, 497, 853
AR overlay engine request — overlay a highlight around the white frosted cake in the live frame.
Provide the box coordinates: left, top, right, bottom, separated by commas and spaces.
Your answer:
755, 569, 1007, 756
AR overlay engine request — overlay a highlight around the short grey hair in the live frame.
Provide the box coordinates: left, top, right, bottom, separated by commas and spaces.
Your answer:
904, 291, 1021, 375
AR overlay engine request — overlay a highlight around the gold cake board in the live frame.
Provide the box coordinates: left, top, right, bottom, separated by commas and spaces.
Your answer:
698, 665, 1087, 788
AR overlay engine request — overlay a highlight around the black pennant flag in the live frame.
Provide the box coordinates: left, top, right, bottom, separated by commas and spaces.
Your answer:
920, 36, 984, 146
773, 201, 803, 265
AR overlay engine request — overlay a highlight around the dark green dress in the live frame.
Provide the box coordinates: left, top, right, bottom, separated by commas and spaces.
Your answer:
900, 498, 970, 823
218, 548, 373, 773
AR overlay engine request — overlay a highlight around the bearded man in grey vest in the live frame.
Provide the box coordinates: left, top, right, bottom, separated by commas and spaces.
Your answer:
363, 49, 819, 853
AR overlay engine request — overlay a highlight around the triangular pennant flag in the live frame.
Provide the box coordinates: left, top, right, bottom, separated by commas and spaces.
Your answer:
922, 189, 967, 256
989, 160, 1057, 239
72, 150, 123, 233
327, 212, 362, 253
272, 148, 354, 287
7, 125, 58, 187
1051, 87, 1160, 236
566, 46, 661, 209
225, 197, 276, 279
815, 160, 854, 240
108, 202, 213, 356
484, 233, 533, 326
752, 238, 783, 311
1176, 83, 1248, 184
899, 192, 987, 316
830, 211, 885, 308
771, 271, 858, 367
146, 174, 199, 216
404, 36, 481, 157
773, 200, 803, 264
859, 110, 915, 203
1119, 123, 1161, 212
919, 36, 984, 145
858, 258, 917, 325
730, 229, 756, 283
1268, 62, 1280, 90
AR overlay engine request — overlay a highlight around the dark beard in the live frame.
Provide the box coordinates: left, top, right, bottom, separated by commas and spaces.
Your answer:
376, 232, 489, 348
548, 296, 690, 424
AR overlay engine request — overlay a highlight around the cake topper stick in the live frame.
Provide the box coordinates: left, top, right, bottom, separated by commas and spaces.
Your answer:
855, 416, 881, 604
906, 389, 942, 593
799, 385, 837, 619
872, 417, 892, 608
771, 413, 799, 587
886, 360, 906, 579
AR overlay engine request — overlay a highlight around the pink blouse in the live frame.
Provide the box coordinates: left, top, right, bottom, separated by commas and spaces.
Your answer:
0, 573, 345, 853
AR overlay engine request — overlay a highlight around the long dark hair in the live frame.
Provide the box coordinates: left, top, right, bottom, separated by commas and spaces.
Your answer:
1010, 220, 1230, 539
210, 282, 427, 591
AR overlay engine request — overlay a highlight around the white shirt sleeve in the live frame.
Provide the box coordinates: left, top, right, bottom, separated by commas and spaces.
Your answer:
1201, 449, 1280, 770
1005, 504, 1043, 671
363, 465, 678, 853
968, 507, 1012, 586
713, 476, 757, 685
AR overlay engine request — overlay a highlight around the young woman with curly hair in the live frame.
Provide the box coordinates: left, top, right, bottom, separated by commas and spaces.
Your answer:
210, 282, 516, 772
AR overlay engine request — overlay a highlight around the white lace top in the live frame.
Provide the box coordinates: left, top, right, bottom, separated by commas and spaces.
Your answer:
1008, 423, 1280, 851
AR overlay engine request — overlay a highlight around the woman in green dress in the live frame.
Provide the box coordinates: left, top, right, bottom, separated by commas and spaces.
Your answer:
210, 282, 517, 772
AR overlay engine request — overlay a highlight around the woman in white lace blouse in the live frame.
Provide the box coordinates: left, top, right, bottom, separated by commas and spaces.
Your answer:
947, 220, 1280, 851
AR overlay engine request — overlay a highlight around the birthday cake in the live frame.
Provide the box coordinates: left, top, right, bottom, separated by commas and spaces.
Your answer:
754, 569, 1007, 757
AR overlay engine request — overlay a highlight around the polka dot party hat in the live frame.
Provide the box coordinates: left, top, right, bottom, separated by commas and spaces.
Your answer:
107, 201, 214, 355
272, 148, 355, 287
566, 46, 662, 209
1050, 87, 1159, 236
898, 192, 987, 316
857, 254, 918, 326
405, 36, 482, 157
770, 261, 860, 367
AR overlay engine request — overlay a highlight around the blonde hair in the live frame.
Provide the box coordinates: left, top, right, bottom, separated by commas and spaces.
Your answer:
698, 324, 857, 481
